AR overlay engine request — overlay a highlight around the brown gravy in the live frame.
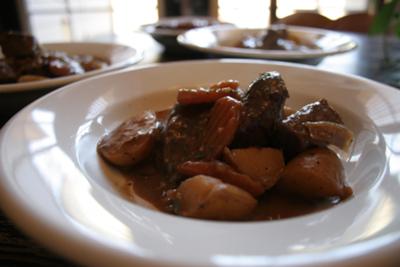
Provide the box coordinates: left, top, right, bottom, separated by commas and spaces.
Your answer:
123, 160, 340, 221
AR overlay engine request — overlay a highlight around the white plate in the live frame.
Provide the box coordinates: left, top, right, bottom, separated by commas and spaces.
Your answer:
177, 25, 357, 60
0, 42, 143, 93
0, 59, 399, 267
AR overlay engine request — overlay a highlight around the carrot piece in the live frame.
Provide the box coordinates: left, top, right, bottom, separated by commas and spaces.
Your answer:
200, 96, 242, 160
177, 87, 242, 105
209, 79, 240, 90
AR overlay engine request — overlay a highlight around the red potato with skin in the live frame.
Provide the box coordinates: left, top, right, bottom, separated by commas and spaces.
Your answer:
277, 147, 353, 199
174, 175, 257, 220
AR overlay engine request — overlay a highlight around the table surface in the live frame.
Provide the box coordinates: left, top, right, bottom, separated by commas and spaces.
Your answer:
0, 30, 399, 267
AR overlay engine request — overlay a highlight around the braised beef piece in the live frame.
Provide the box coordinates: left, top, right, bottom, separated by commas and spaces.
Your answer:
0, 32, 41, 58
0, 60, 17, 84
162, 104, 211, 176
233, 71, 289, 148
240, 24, 301, 51
7, 56, 46, 77
0, 32, 44, 78
161, 95, 244, 184
276, 99, 344, 159
260, 28, 288, 50
241, 28, 288, 50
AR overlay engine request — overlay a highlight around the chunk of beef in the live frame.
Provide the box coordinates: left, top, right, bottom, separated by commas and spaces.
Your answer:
0, 32, 41, 58
276, 99, 344, 159
233, 71, 289, 147
162, 104, 210, 175
260, 27, 289, 50
7, 56, 46, 77
162, 96, 242, 179
0, 60, 17, 84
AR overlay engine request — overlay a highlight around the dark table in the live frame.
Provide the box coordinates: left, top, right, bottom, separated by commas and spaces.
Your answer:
0, 31, 399, 266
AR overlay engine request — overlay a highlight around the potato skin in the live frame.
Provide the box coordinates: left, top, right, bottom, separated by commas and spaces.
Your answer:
277, 147, 352, 199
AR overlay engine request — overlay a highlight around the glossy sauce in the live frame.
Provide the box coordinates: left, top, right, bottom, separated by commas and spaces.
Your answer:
124, 161, 339, 221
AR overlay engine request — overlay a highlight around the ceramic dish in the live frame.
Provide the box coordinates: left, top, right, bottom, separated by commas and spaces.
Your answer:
0, 59, 399, 267
0, 42, 143, 93
141, 17, 224, 54
177, 25, 357, 60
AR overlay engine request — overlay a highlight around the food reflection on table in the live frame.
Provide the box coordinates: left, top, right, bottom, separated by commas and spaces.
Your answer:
0, 32, 109, 84
97, 71, 354, 221
237, 25, 319, 51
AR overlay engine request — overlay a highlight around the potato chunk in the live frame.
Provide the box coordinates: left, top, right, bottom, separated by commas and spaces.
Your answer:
97, 111, 159, 166
277, 147, 352, 199
175, 175, 257, 220
177, 160, 265, 196
224, 147, 285, 191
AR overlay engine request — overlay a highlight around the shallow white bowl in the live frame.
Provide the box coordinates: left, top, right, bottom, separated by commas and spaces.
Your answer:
141, 16, 225, 54
0, 42, 143, 93
178, 25, 357, 60
0, 59, 399, 267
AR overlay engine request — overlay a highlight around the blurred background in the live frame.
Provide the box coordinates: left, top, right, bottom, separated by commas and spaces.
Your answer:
0, 0, 378, 43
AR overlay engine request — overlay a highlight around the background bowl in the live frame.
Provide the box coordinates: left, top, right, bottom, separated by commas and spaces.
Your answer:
0, 42, 142, 125
178, 25, 357, 60
142, 16, 226, 55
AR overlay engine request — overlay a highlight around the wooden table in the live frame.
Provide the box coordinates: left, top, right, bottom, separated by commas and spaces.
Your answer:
0, 31, 399, 266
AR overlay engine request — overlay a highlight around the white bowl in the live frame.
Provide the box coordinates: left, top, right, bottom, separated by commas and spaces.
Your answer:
0, 42, 143, 93
178, 25, 357, 60
141, 16, 226, 54
0, 59, 399, 267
